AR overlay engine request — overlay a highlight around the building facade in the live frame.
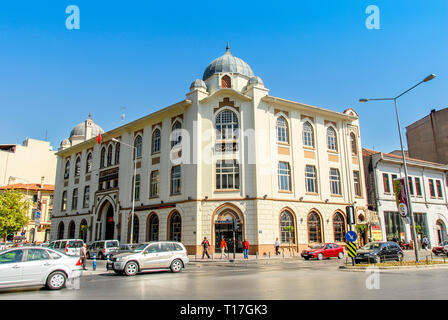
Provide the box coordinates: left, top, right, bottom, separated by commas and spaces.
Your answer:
363, 148, 448, 248
50, 47, 368, 254
406, 107, 448, 164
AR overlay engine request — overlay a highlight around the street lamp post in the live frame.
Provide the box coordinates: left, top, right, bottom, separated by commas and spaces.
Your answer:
111, 138, 137, 244
359, 74, 436, 263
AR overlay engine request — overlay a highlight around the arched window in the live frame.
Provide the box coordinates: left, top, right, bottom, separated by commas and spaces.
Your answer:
303, 122, 314, 147
74, 157, 81, 176
64, 160, 70, 179
68, 220, 76, 239
171, 121, 182, 148
169, 212, 182, 242
221, 75, 231, 88
147, 214, 159, 241
114, 143, 120, 164
333, 212, 346, 242
276, 116, 289, 143
61, 191, 67, 211
134, 135, 143, 158
152, 129, 161, 154
57, 222, 65, 240
107, 145, 113, 166
350, 132, 357, 155
216, 109, 239, 140
327, 127, 337, 151
280, 210, 295, 244
100, 147, 106, 168
308, 212, 322, 243
79, 219, 88, 242
86, 152, 93, 173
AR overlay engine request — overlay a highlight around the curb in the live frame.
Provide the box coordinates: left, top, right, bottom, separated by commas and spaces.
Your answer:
339, 264, 448, 272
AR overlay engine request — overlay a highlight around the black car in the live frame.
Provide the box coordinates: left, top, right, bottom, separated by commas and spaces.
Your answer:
355, 241, 403, 264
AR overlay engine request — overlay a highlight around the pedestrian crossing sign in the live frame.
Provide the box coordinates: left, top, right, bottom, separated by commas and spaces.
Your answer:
346, 242, 357, 258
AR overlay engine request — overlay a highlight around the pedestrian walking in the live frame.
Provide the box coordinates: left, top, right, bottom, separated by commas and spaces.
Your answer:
220, 237, 228, 259
275, 237, 280, 255
422, 236, 429, 250
80, 243, 87, 270
201, 237, 211, 259
242, 238, 249, 259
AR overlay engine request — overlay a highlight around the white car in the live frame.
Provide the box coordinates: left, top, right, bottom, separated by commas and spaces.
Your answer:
48, 239, 84, 256
0, 247, 83, 290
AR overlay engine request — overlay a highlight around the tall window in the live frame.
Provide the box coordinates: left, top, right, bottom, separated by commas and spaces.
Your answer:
303, 122, 314, 147
308, 212, 322, 243
152, 129, 161, 154
350, 133, 357, 155
75, 157, 81, 176
148, 214, 159, 241
305, 165, 317, 193
330, 168, 341, 195
280, 210, 295, 244
115, 143, 120, 164
408, 177, 414, 196
61, 191, 67, 211
64, 160, 70, 179
436, 180, 444, 199
71, 188, 78, 210
100, 147, 106, 168
415, 177, 422, 196
83, 186, 90, 208
86, 152, 93, 173
216, 160, 240, 190
130, 215, 139, 243
134, 135, 143, 159
169, 212, 182, 242
276, 116, 289, 143
429, 179, 436, 198
57, 222, 65, 240
216, 110, 239, 140
134, 174, 141, 201
150, 170, 159, 198
171, 121, 182, 148
327, 127, 337, 151
353, 171, 361, 196
333, 212, 346, 242
171, 166, 181, 195
221, 75, 231, 88
383, 173, 391, 193
278, 162, 291, 191
68, 221, 75, 239
107, 145, 113, 166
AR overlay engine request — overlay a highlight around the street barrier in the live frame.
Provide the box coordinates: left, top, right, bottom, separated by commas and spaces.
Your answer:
93, 253, 97, 271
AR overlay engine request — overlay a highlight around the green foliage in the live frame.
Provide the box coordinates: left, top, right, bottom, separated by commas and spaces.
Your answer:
80, 225, 88, 233
0, 189, 30, 241
355, 224, 367, 234
283, 226, 294, 233
415, 225, 422, 234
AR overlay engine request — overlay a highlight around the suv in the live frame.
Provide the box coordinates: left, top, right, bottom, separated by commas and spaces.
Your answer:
48, 239, 84, 256
108, 241, 189, 276
87, 240, 120, 260
355, 241, 403, 264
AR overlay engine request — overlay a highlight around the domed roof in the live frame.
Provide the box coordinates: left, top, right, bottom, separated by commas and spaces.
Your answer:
248, 76, 264, 86
69, 113, 104, 138
190, 79, 207, 90
203, 44, 255, 80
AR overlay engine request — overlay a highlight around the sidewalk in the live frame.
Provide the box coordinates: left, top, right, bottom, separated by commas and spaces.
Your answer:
189, 252, 300, 264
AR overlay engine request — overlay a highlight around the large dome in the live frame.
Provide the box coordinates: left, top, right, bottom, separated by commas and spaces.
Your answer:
202, 45, 255, 80
69, 114, 104, 138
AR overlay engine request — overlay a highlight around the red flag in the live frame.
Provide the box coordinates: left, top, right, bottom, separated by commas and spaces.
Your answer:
96, 133, 102, 144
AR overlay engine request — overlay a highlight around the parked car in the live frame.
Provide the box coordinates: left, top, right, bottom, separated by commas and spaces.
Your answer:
0, 247, 82, 290
106, 244, 140, 269
48, 239, 84, 256
86, 240, 120, 260
301, 243, 344, 260
108, 241, 189, 276
443, 244, 448, 256
355, 241, 403, 264
432, 240, 448, 255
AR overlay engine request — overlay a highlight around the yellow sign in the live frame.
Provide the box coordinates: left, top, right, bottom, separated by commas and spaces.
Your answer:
371, 229, 383, 241
346, 242, 357, 258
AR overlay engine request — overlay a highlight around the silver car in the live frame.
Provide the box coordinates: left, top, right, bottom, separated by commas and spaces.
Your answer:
0, 247, 83, 290
109, 241, 189, 276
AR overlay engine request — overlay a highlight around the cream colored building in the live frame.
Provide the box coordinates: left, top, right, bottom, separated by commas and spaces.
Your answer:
50, 46, 368, 255
0, 138, 57, 187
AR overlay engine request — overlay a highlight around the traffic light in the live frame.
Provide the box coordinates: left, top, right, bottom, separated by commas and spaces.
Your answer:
233, 219, 240, 231
346, 206, 356, 225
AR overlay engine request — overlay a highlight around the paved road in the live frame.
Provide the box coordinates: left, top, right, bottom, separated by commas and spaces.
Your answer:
1, 257, 448, 300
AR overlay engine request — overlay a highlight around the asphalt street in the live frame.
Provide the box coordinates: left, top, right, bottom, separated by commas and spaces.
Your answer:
1, 256, 448, 300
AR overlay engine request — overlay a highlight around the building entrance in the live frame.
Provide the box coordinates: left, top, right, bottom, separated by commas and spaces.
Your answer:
215, 221, 242, 253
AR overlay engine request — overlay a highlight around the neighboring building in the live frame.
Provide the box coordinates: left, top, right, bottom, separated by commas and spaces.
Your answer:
0, 138, 57, 186
406, 107, 448, 164
363, 148, 448, 248
50, 46, 368, 255
0, 182, 54, 243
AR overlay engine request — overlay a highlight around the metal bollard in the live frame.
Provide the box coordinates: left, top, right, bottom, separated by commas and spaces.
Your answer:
212, 252, 215, 260
106, 253, 110, 270
256, 252, 258, 260
93, 253, 97, 271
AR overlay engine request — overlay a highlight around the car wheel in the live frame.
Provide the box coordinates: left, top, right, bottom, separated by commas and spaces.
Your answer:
170, 259, 183, 273
124, 261, 138, 276
375, 255, 381, 264
338, 252, 344, 259
317, 253, 323, 260
46, 271, 67, 290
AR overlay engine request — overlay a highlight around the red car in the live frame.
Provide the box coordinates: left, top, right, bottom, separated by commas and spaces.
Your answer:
301, 243, 344, 260
432, 240, 448, 255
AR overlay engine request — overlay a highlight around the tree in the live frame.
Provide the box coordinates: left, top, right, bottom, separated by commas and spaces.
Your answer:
0, 189, 30, 243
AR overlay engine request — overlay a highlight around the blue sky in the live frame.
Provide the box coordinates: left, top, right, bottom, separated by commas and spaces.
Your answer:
0, 0, 447, 153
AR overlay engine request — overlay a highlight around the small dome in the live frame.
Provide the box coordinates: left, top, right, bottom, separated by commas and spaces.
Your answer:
61, 139, 70, 146
69, 114, 104, 139
248, 76, 264, 86
203, 45, 255, 80
190, 79, 207, 90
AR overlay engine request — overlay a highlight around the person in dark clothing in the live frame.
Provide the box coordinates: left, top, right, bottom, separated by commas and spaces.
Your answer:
201, 237, 211, 259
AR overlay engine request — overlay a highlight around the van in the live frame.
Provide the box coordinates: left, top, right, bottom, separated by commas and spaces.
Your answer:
48, 239, 84, 256
86, 240, 120, 259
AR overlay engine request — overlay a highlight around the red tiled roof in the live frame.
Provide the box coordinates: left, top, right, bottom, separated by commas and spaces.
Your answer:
362, 148, 446, 167
0, 183, 54, 191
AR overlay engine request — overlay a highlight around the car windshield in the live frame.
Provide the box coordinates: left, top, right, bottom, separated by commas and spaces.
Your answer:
361, 243, 383, 250
310, 244, 324, 249
106, 241, 119, 248
133, 243, 147, 253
